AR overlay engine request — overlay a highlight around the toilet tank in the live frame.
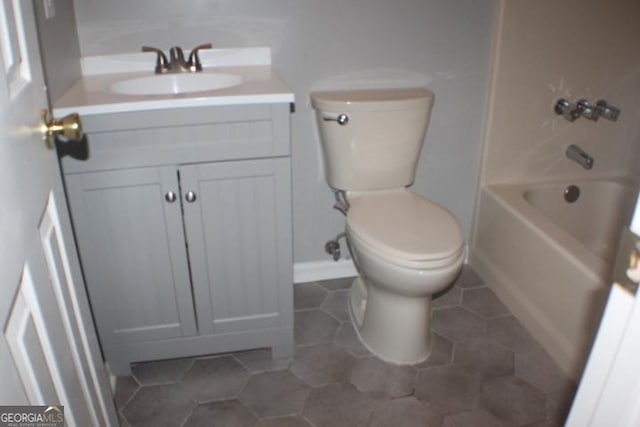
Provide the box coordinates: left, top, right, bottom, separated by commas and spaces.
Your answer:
311, 88, 434, 191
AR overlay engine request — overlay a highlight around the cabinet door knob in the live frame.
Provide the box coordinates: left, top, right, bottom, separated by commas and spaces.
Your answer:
185, 191, 197, 203
165, 191, 177, 203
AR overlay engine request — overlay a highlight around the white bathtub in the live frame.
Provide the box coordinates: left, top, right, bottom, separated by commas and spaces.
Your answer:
470, 177, 638, 379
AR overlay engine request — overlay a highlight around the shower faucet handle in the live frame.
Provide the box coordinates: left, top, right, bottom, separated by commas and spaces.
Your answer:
576, 99, 598, 121
595, 100, 620, 121
554, 99, 581, 122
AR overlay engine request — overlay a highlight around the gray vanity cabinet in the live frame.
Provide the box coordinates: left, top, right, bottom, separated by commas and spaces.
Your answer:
61, 104, 293, 376
181, 159, 291, 336
64, 166, 197, 345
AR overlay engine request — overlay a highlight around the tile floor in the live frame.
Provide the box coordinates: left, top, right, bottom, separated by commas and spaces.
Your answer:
114, 267, 577, 427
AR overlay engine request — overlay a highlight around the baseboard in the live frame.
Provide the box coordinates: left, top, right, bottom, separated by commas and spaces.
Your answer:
293, 259, 357, 283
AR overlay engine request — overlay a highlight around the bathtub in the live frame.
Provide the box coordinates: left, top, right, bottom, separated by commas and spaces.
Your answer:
470, 177, 638, 379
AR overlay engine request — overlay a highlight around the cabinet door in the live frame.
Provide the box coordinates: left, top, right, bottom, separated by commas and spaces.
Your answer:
65, 166, 196, 347
181, 158, 293, 335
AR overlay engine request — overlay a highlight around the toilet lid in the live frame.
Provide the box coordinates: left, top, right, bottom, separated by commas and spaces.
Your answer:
346, 190, 463, 263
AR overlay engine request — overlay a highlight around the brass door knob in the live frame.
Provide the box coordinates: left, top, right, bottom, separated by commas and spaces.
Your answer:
40, 110, 83, 148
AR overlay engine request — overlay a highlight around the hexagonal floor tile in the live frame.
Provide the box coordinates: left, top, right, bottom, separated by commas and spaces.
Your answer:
485, 316, 540, 354
452, 338, 514, 379
290, 343, 355, 387
515, 348, 575, 394
480, 376, 546, 425
121, 382, 195, 427
302, 383, 376, 427
294, 282, 328, 310
238, 370, 311, 418
546, 385, 577, 426
183, 400, 256, 427
454, 266, 485, 288
433, 285, 462, 309
256, 416, 313, 427
348, 357, 416, 398
232, 348, 291, 374
333, 322, 371, 357
321, 290, 349, 321
462, 287, 509, 318
415, 332, 454, 369
414, 365, 482, 414
318, 277, 354, 291
114, 376, 139, 408
182, 356, 249, 403
294, 310, 340, 346
369, 397, 442, 427
118, 412, 132, 427
442, 409, 509, 427
131, 357, 194, 386
431, 307, 486, 342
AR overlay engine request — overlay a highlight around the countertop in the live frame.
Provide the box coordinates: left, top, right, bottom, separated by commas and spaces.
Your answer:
53, 48, 295, 117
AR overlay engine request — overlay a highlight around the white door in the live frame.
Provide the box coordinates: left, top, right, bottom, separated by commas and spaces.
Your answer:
0, 1, 117, 425
566, 194, 640, 426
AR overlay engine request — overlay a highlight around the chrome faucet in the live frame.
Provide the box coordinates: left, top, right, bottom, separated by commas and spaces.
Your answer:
142, 43, 213, 74
566, 144, 594, 169
555, 98, 621, 122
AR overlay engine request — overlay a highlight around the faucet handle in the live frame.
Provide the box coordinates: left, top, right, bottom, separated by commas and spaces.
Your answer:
188, 43, 213, 72
595, 100, 620, 121
576, 99, 598, 121
142, 46, 168, 74
554, 99, 581, 122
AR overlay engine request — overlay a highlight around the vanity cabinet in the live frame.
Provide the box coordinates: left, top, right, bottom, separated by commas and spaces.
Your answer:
61, 104, 293, 375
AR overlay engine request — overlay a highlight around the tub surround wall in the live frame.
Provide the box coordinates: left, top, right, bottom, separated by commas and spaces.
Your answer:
72, 0, 496, 266
471, 0, 640, 379
479, 0, 640, 187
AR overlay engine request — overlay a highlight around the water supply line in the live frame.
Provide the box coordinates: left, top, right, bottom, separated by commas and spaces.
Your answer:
324, 191, 351, 261
325, 232, 347, 261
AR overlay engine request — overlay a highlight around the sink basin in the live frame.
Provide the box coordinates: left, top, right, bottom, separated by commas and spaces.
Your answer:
108, 73, 243, 96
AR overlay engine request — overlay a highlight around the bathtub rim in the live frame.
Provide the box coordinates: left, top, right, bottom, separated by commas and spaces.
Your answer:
469, 175, 637, 379
485, 176, 638, 283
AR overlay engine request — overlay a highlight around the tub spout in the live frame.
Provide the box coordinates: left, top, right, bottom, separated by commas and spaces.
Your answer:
566, 144, 594, 170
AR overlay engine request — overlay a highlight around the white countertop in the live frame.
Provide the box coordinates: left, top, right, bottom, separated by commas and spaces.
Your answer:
53, 48, 294, 116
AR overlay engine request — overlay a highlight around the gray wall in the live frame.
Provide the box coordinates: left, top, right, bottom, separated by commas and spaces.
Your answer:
33, 0, 82, 104
72, 0, 496, 263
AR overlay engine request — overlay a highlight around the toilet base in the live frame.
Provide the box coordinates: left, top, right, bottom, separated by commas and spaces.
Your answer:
348, 276, 433, 365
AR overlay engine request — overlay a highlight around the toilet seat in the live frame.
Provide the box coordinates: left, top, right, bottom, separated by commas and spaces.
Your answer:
346, 189, 464, 269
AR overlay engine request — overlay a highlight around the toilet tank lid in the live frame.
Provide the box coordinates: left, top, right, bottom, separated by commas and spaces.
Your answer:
310, 88, 434, 112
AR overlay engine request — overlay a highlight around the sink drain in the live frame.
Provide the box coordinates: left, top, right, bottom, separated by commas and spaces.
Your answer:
564, 185, 580, 203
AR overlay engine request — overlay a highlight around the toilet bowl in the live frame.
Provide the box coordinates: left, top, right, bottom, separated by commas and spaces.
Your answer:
345, 189, 464, 364
310, 88, 464, 364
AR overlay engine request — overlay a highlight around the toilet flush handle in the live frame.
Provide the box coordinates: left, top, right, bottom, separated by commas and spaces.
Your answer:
322, 112, 349, 126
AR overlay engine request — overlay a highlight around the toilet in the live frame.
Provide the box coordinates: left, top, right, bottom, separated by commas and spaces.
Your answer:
311, 88, 464, 365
